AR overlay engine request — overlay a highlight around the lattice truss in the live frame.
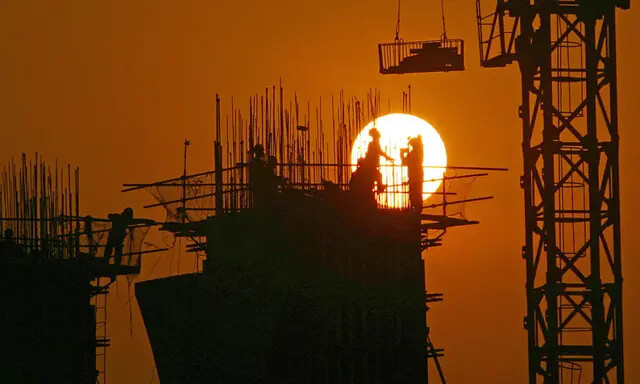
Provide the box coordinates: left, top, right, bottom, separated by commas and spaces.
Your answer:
517, 6, 623, 383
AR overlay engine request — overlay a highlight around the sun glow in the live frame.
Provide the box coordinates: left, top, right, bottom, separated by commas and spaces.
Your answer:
350, 113, 447, 208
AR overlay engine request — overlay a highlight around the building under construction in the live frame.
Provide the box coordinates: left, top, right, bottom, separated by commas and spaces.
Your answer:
130, 89, 504, 383
0, 90, 501, 384
0, 155, 154, 383
0, 0, 631, 379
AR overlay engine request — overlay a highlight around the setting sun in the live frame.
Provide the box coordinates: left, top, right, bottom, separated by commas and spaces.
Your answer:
350, 113, 447, 208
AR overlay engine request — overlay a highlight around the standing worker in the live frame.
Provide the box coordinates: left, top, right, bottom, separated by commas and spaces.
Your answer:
401, 136, 425, 212
364, 128, 394, 194
248, 144, 269, 209
104, 207, 154, 274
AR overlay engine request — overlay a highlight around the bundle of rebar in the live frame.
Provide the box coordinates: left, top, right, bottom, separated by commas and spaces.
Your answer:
0, 154, 81, 258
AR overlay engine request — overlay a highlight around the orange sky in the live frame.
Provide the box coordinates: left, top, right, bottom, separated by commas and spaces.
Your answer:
1, 1, 639, 382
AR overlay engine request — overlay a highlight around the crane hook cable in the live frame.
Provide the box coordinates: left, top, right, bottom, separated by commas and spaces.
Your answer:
395, 0, 447, 42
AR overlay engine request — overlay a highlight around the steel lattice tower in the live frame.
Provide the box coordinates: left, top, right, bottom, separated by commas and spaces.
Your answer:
477, 0, 628, 382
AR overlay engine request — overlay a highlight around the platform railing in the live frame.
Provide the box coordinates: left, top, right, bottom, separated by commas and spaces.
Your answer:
154, 163, 452, 216
378, 38, 464, 74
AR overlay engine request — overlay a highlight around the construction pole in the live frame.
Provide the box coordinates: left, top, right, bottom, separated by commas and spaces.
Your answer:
215, 94, 223, 214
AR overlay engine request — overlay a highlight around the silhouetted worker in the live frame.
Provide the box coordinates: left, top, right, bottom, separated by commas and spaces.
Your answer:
321, 179, 341, 207
249, 144, 266, 164
349, 158, 376, 208
249, 144, 266, 185
0, 228, 19, 257
401, 136, 425, 212
249, 144, 279, 209
104, 208, 154, 273
267, 155, 285, 189
365, 128, 394, 193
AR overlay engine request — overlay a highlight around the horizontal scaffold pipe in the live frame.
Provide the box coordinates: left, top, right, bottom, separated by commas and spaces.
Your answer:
121, 164, 244, 192
423, 195, 494, 209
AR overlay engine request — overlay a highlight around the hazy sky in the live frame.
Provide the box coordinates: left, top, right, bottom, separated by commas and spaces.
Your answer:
1, 1, 638, 382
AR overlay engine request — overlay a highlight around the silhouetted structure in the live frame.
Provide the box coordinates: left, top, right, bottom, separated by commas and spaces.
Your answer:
127, 89, 504, 383
140, 194, 430, 383
378, 0, 464, 74
0, 155, 154, 384
379, 39, 465, 74
476, 0, 629, 382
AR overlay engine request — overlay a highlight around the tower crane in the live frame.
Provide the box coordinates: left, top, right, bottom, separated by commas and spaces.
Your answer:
475, 0, 629, 382
377, 0, 630, 382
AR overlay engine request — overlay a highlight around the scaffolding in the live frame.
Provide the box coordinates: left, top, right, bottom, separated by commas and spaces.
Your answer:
127, 87, 506, 383
0, 154, 154, 384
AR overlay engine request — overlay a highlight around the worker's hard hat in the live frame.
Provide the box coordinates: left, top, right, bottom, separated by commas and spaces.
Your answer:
123, 207, 134, 217
369, 128, 381, 138
409, 136, 423, 145
249, 144, 265, 155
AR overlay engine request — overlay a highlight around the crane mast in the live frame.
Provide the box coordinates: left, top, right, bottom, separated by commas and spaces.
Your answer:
476, 0, 629, 382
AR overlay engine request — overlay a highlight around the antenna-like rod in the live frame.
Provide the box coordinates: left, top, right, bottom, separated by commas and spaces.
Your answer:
182, 139, 190, 223
440, 0, 447, 40
395, 0, 401, 41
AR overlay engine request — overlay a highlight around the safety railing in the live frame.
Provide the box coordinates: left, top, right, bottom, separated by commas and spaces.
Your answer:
378, 38, 464, 74
144, 162, 456, 218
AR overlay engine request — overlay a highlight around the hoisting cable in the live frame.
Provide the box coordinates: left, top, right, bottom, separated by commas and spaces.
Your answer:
440, 0, 448, 41
395, 0, 401, 41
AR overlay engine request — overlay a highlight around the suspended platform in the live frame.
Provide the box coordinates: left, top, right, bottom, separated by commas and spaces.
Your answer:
378, 38, 464, 74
